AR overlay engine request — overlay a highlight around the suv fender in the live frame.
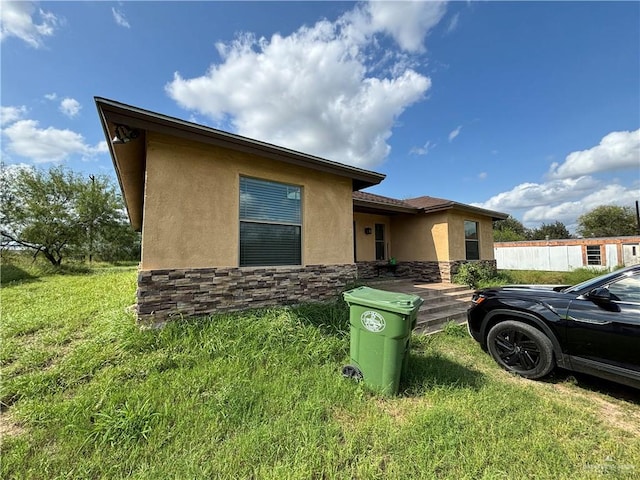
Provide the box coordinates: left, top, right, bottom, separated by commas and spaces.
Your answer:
481, 309, 570, 369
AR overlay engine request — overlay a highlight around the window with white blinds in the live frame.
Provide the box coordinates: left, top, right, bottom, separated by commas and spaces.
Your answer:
239, 177, 302, 266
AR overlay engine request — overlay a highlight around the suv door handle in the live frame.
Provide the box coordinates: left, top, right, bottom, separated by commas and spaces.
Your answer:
569, 316, 612, 325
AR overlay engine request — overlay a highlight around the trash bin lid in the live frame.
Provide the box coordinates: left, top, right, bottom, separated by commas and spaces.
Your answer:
343, 286, 423, 315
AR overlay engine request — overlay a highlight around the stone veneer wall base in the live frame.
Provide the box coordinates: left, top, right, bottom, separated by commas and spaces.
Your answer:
356, 260, 497, 283
136, 264, 356, 326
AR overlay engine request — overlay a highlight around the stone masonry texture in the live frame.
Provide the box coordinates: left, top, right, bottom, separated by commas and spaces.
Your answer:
137, 264, 357, 326
356, 260, 497, 283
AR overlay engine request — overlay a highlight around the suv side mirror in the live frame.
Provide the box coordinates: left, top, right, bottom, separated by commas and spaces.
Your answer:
588, 287, 612, 302
587, 287, 621, 312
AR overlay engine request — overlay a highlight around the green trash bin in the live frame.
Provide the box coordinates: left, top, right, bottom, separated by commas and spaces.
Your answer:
342, 286, 424, 395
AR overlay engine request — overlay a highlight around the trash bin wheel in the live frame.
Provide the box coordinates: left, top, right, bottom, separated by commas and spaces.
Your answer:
342, 365, 363, 381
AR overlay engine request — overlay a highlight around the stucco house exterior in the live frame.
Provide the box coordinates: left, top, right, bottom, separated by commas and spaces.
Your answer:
352, 191, 506, 281
96, 98, 506, 325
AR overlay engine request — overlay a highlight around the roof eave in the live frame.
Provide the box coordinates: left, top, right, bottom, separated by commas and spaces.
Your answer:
418, 202, 508, 221
95, 102, 145, 231
95, 97, 385, 191
353, 199, 419, 214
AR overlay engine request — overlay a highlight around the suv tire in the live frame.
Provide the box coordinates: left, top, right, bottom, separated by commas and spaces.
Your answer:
487, 320, 554, 379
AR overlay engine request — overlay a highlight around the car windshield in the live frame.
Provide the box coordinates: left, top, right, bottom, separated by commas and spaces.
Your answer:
563, 276, 608, 294
563, 266, 636, 294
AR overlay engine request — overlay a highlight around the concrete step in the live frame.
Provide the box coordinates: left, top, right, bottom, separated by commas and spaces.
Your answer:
415, 314, 467, 335
419, 299, 471, 315
361, 280, 475, 336
417, 304, 469, 324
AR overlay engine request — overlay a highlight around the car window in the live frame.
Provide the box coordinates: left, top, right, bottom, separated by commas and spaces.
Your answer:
607, 275, 640, 304
565, 266, 639, 294
565, 271, 615, 293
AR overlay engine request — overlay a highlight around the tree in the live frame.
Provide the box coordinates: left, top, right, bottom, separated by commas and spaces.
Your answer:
493, 216, 530, 242
1, 165, 84, 266
1, 165, 139, 266
529, 221, 572, 240
577, 205, 638, 238
76, 174, 125, 262
91, 220, 141, 262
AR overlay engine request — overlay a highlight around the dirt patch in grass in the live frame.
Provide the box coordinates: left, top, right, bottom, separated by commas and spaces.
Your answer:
0, 412, 25, 438
376, 396, 431, 421
332, 396, 431, 429
553, 384, 640, 437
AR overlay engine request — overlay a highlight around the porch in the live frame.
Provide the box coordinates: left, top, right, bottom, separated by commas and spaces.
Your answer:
352, 191, 504, 284
362, 278, 475, 335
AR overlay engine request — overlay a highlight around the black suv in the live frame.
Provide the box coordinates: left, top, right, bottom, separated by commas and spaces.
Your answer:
467, 265, 640, 389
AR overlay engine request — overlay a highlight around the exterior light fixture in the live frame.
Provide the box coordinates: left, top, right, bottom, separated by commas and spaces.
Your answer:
364, 227, 372, 235
112, 124, 140, 144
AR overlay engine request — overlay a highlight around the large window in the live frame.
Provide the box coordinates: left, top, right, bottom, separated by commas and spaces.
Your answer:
586, 245, 602, 266
465, 221, 480, 260
239, 177, 301, 267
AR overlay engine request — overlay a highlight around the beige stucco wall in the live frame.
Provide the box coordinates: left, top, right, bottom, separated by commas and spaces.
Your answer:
390, 212, 450, 261
447, 211, 495, 261
141, 132, 354, 269
363, 210, 495, 263
353, 212, 391, 261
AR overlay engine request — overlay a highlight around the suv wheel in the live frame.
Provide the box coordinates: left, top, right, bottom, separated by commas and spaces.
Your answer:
487, 320, 554, 379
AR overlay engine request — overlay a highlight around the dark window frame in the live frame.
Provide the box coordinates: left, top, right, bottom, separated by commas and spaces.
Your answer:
375, 223, 386, 261
465, 220, 480, 261
586, 245, 602, 266
239, 176, 302, 267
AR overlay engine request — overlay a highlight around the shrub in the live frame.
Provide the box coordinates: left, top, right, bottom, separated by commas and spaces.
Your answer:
453, 262, 507, 288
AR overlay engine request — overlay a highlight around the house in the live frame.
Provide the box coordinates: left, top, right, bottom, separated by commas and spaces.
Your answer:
495, 236, 640, 271
96, 97, 506, 325
352, 191, 506, 281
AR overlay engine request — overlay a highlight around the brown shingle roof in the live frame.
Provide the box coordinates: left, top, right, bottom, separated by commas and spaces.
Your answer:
353, 192, 508, 220
405, 195, 508, 220
352, 191, 417, 209
404, 196, 454, 210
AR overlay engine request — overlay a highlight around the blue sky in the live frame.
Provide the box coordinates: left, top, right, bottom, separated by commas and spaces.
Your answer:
2, 1, 639, 232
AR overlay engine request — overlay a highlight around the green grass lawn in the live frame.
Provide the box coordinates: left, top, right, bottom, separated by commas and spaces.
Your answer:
2, 267, 639, 479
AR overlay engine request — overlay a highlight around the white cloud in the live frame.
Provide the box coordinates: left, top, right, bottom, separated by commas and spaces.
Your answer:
111, 7, 130, 28
475, 176, 600, 211
166, 1, 446, 168
477, 172, 487, 180
448, 125, 461, 142
474, 176, 639, 231
59, 97, 82, 118
1, 105, 27, 126
523, 183, 640, 225
2, 119, 106, 163
410, 140, 436, 156
44, 92, 57, 101
365, 1, 446, 53
94, 140, 109, 154
446, 13, 460, 34
475, 128, 640, 230
0, 1, 60, 48
1, 162, 33, 176
549, 129, 640, 179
